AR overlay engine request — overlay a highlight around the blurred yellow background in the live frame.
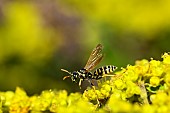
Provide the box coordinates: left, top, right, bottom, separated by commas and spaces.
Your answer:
0, 0, 170, 94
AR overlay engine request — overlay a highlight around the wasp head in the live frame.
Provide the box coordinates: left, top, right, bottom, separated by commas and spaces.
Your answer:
61, 69, 78, 83
71, 71, 78, 82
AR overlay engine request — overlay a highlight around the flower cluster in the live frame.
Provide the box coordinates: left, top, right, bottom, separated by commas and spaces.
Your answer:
83, 52, 170, 112
0, 87, 95, 113
0, 53, 170, 113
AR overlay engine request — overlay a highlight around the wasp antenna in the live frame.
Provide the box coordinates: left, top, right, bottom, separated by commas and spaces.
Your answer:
63, 75, 71, 80
61, 69, 72, 75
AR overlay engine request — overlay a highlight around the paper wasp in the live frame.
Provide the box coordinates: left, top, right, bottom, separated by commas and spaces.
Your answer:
61, 44, 117, 88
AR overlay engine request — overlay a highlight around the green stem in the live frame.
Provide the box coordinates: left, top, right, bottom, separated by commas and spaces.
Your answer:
138, 81, 149, 104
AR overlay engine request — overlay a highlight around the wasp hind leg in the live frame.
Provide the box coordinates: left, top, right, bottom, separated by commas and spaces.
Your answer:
90, 84, 102, 108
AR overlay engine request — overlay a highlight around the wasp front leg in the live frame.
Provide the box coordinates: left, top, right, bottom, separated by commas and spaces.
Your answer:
79, 79, 83, 89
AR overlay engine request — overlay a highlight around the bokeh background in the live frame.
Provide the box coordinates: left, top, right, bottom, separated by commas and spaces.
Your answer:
0, 0, 170, 95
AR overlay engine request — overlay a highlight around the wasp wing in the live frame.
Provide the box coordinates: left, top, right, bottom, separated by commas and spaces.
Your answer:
84, 44, 104, 71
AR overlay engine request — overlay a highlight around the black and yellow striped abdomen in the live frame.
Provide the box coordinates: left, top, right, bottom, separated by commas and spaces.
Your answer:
92, 65, 117, 80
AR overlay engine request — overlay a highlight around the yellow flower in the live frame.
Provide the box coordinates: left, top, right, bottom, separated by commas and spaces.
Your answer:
135, 59, 150, 75
114, 79, 126, 90
151, 92, 168, 105
164, 73, 170, 87
150, 76, 160, 87
162, 53, 170, 64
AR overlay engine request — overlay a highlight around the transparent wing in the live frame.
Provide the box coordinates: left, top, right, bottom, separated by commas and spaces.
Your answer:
84, 44, 104, 71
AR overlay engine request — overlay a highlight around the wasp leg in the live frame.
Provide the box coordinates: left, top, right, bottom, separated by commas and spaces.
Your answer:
88, 79, 95, 87
104, 76, 107, 81
96, 80, 101, 87
79, 79, 83, 89
91, 85, 102, 108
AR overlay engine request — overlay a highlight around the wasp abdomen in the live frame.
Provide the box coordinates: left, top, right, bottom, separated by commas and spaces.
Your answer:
93, 65, 117, 80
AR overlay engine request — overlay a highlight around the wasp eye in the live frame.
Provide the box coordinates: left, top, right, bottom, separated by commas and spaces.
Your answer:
73, 72, 77, 77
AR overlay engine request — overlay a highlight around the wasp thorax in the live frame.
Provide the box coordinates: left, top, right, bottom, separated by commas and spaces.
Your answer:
71, 71, 78, 82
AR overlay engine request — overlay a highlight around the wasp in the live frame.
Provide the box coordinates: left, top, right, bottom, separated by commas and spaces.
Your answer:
61, 44, 117, 88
